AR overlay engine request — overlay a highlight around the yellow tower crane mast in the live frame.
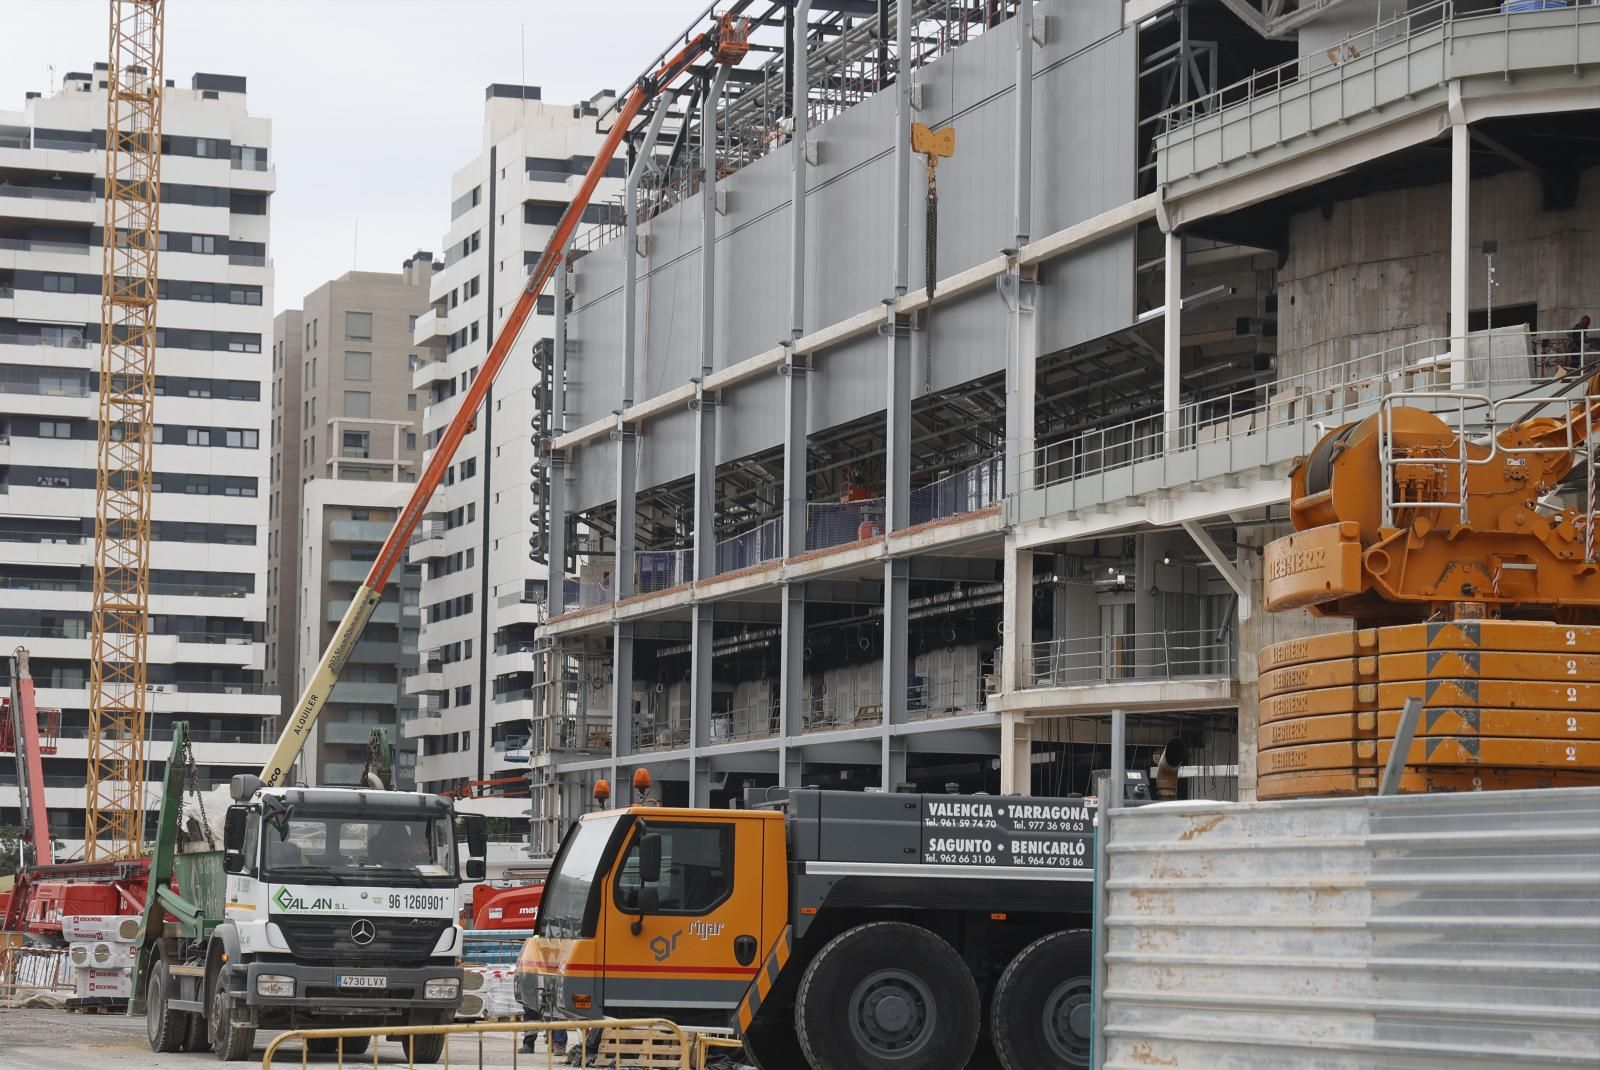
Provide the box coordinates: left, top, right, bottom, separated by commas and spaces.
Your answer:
86, 0, 165, 861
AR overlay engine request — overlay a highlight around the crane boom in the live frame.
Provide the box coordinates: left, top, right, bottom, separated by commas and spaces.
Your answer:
262, 16, 751, 786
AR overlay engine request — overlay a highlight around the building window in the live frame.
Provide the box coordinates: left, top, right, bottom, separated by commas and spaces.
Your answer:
38, 420, 72, 439
345, 311, 372, 340
186, 427, 211, 446
42, 273, 76, 293
342, 430, 370, 459
614, 824, 734, 915
406, 393, 417, 411
343, 351, 371, 381
405, 432, 417, 451
343, 391, 371, 418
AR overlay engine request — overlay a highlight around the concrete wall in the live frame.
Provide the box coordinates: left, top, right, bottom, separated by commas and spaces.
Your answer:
1276, 166, 1600, 377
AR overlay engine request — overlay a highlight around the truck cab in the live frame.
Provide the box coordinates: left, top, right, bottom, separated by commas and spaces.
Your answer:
519, 790, 1098, 1070
519, 805, 786, 1025
140, 771, 489, 1062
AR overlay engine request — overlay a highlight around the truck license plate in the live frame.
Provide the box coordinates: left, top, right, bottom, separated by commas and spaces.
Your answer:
336, 974, 387, 990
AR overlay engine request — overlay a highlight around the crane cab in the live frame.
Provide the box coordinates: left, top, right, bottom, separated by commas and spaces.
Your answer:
518, 805, 786, 1025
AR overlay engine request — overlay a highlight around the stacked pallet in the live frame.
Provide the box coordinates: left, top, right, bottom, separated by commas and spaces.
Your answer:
1257, 620, 1600, 799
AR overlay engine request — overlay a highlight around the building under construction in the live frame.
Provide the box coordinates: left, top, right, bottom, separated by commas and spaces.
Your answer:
441, 0, 1600, 849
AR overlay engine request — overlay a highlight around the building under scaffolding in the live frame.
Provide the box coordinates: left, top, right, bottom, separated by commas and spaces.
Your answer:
487, 0, 1600, 850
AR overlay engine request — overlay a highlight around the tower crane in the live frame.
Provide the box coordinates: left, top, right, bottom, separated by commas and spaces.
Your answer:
262, 11, 753, 785
86, 0, 165, 861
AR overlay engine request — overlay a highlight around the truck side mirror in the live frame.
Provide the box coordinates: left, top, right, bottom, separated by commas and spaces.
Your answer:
638, 831, 662, 885
465, 813, 488, 858
465, 858, 486, 881
222, 806, 248, 873
631, 885, 661, 936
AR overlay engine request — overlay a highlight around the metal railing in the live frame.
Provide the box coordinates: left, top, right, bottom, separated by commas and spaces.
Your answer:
909, 457, 1004, 527
636, 547, 694, 594
712, 699, 779, 743
262, 1017, 741, 1070
806, 497, 886, 553
715, 516, 783, 575
546, 713, 612, 753
0, 379, 91, 397
804, 686, 884, 732
633, 717, 690, 753
575, 576, 612, 608
1023, 330, 1579, 500
0, 327, 89, 348
907, 674, 991, 721
0, 183, 94, 202
0, 237, 91, 255
1025, 629, 1236, 689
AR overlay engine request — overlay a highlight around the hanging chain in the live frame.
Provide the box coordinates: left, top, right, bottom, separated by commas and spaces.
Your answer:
183, 734, 215, 851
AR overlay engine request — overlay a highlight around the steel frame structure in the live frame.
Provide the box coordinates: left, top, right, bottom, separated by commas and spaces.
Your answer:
87, 0, 164, 861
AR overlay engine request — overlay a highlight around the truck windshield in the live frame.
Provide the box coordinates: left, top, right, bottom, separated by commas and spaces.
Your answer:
261, 809, 456, 886
537, 814, 622, 939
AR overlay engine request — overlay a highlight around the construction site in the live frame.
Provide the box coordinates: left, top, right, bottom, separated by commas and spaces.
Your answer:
2, 0, 1599, 1067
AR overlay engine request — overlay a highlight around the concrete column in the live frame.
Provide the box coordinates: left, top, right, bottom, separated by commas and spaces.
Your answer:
1003, 267, 1038, 496
611, 624, 634, 787
688, 602, 714, 807
999, 710, 1032, 795
624, 104, 671, 408
779, 581, 806, 785
1450, 118, 1470, 387
1001, 534, 1035, 692
1163, 229, 1184, 448
615, 424, 637, 601
546, 454, 567, 617
881, 557, 910, 737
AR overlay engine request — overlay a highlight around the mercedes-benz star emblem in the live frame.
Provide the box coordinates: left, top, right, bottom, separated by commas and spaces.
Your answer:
350, 919, 376, 946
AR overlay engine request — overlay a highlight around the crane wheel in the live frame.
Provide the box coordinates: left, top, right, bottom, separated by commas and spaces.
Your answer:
145, 961, 184, 1053
744, 1016, 810, 1070
795, 922, 979, 1070
990, 929, 1093, 1070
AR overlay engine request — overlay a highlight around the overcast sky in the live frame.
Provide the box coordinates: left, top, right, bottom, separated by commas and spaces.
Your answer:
0, 0, 700, 312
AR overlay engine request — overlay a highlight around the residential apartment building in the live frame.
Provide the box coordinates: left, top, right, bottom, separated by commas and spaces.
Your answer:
531, 0, 1600, 850
407, 84, 622, 800
0, 69, 275, 855
268, 257, 436, 786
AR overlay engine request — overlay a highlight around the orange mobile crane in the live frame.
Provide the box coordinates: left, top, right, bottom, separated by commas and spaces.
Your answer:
263, 11, 752, 785
1257, 370, 1600, 798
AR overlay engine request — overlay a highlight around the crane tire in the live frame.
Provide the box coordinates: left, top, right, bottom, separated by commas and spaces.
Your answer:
990, 929, 1093, 1070
795, 921, 979, 1070
145, 961, 184, 1053
743, 1016, 810, 1070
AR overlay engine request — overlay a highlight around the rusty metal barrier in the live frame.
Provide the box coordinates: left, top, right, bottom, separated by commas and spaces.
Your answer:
260, 1016, 744, 1070
0, 944, 74, 1005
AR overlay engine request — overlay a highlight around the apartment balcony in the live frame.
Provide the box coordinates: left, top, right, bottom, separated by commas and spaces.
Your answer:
402, 714, 444, 740
347, 640, 402, 666
1156, 1, 1600, 205
328, 519, 393, 544
412, 353, 452, 391
327, 599, 401, 625
322, 722, 385, 746
326, 558, 377, 585
406, 666, 445, 695
329, 680, 399, 705
997, 629, 1239, 718
409, 520, 449, 562
413, 307, 450, 349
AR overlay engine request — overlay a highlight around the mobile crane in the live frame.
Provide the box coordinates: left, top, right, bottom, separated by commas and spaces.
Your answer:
1257, 370, 1600, 798
264, 11, 753, 789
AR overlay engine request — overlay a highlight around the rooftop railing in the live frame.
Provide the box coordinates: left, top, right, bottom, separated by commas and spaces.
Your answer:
1025, 629, 1236, 689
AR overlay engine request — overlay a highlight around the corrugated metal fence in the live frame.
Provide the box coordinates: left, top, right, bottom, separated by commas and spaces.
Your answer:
1098, 787, 1600, 1069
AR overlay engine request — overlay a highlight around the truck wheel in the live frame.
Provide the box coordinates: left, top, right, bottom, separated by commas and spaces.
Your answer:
343, 1036, 372, 1056
744, 1017, 809, 1070
990, 929, 1092, 1070
398, 1033, 446, 1063
209, 982, 256, 1062
183, 1011, 210, 1053
795, 922, 979, 1070
145, 961, 184, 1053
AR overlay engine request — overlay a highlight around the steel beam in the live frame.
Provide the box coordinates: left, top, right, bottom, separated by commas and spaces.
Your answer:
1181, 520, 1252, 622
624, 103, 672, 408
689, 601, 714, 806
615, 422, 637, 601
1163, 229, 1184, 448
1003, 266, 1038, 496
1014, 0, 1035, 249
1001, 535, 1034, 693
780, 581, 807, 785
1450, 98, 1470, 388
611, 623, 635, 789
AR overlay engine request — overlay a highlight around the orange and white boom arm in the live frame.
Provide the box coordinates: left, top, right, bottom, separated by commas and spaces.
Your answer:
262, 20, 747, 787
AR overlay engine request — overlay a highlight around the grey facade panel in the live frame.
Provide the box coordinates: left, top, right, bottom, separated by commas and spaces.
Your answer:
562, 0, 1137, 507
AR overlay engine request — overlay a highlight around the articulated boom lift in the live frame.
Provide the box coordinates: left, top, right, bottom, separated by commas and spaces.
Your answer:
263, 12, 751, 786
1256, 372, 1600, 799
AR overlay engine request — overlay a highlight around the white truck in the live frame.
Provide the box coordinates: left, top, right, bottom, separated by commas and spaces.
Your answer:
131, 725, 488, 1062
